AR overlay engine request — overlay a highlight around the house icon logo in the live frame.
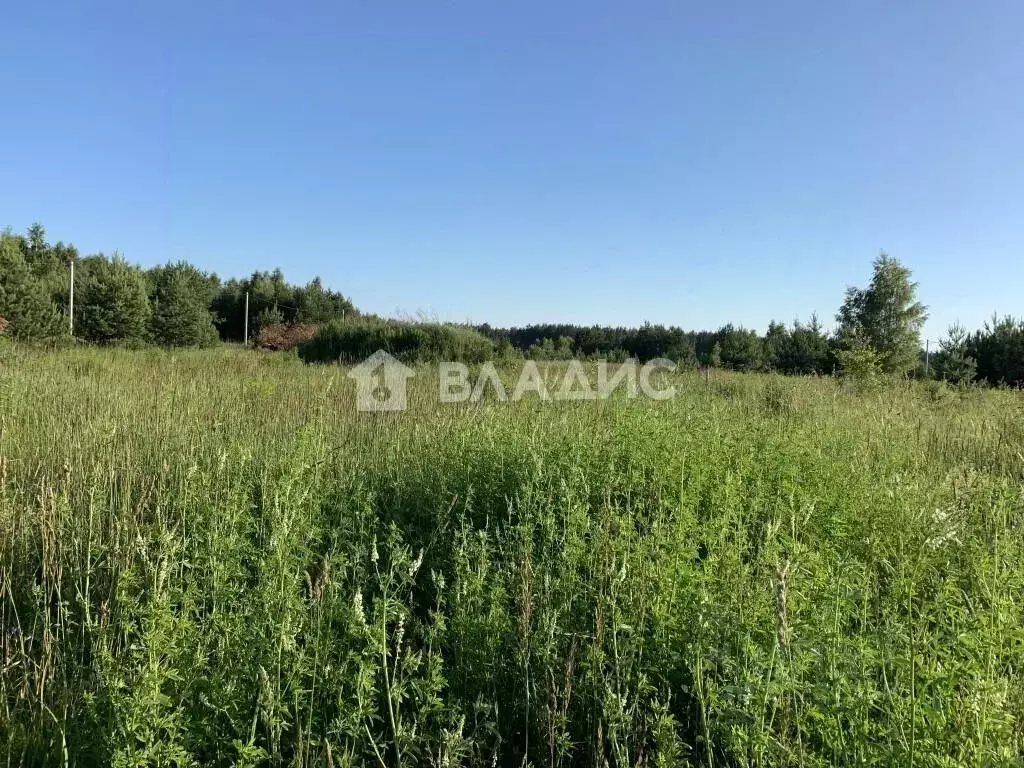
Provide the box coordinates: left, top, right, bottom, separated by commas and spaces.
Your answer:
347, 350, 415, 412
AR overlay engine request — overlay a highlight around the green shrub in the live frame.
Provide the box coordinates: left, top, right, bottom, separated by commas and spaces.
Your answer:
835, 344, 882, 391
299, 318, 495, 364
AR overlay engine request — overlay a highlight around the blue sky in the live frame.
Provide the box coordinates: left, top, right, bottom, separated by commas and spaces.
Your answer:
3, 0, 1021, 340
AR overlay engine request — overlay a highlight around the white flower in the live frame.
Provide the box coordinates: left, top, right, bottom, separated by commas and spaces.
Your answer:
409, 548, 424, 579
926, 506, 962, 548
353, 591, 366, 625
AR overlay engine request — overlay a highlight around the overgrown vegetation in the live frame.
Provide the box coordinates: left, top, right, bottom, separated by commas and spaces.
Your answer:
2, 345, 1023, 765
2, 223, 1021, 386
299, 317, 497, 363
254, 323, 321, 352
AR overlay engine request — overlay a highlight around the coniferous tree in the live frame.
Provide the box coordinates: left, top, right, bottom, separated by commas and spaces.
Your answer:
776, 315, 830, 374
76, 254, 151, 344
12, 223, 75, 313
936, 323, 977, 385
762, 321, 788, 370
0, 231, 65, 341
24, 223, 48, 269
149, 262, 219, 347
966, 315, 1024, 387
255, 305, 285, 332
716, 324, 763, 371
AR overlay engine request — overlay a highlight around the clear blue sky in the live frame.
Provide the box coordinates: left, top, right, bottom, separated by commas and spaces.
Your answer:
3, 0, 1022, 340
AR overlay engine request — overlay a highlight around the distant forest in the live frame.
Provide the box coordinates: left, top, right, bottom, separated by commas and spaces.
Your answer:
2, 223, 1022, 386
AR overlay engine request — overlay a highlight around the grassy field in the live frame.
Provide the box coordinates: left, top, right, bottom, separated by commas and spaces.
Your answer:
1, 345, 1023, 766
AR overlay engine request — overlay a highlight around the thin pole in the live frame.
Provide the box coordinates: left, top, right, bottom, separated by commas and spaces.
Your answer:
924, 339, 930, 377
69, 260, 75, 335
244, 291, 249, 346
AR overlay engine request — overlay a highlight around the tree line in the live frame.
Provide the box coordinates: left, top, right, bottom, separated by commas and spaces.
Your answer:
475, 256, 923, 375
2, 222, 1021, 386
478, 256, 1022, 387
301, 253, 1020, 386
0, 224, 357, 347
476, 316, 832, 374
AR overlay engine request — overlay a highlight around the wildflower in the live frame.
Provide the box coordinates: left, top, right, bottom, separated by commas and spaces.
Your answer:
353, 591, 366, 626
409, 548, 424, 579
927, 506, 962, 548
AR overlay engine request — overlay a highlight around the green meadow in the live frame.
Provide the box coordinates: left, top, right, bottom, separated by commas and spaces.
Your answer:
1, 345, 1023, 766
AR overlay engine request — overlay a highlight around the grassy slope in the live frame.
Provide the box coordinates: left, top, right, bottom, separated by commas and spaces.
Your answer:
1, 345, 1022, 766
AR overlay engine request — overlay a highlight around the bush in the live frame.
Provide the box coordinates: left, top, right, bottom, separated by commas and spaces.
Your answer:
527, 335, 574, 360
299, 319, 496, 364
255, 305, 285, 331
255, 323, 320, 351
835, 344, 882, 391
922, 379, 952, 404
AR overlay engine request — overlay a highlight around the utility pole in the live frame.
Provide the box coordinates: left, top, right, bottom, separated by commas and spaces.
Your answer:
243, 291, 249, 346
68, 259, 75, 335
